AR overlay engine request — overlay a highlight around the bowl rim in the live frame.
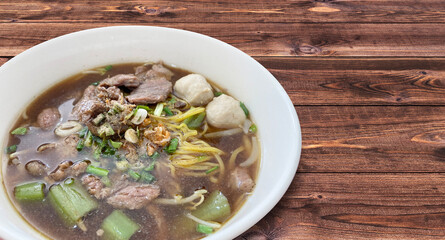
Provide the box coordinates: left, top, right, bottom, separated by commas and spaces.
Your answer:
0, 25, 301, 240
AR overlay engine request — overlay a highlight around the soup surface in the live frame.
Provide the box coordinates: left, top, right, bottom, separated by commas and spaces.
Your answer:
2, 63, 259, 240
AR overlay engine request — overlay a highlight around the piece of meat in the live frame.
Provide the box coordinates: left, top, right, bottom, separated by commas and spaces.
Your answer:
229, 167, 255, 192
126, 78, 172, 104
71, 161, 88, 176
25, 160, 48, 177
146, 64, 174, 81
72, 85, 107, 123
173, 74, 214, 107
97, 86, 122, 100
98, 74, 141, 89
81, 174, 111, 199
37, 108, 61, 130
106, 184, 160, 209
174, 100, 187, 109
48, 161, 73, 182
135, 63, 174, 81
206, 94, 246, 129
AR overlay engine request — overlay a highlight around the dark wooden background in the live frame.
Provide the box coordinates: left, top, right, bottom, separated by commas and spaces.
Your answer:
2, 1, 445, 239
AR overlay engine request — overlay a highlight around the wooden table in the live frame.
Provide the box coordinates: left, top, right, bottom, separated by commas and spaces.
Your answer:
2, 1, 445, 239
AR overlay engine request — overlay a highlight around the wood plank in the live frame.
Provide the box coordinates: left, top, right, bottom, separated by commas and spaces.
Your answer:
1, 0, 445, 23
237, 173, 445, 239
1, 23, 445, 57
297, 106, 445, 173
258, 58, 445, 105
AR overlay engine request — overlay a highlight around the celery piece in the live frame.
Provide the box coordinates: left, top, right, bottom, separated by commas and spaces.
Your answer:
192, 190, 231, 222
11, 127, 27, 135
14, 182, 45, 202
102, 210, 140, 240
196, 223, 213, 234
239, 102, 249, 117
48, 180, 98, 227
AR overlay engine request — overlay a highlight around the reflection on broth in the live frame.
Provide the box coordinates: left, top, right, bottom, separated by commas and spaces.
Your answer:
3, 62, 259, 240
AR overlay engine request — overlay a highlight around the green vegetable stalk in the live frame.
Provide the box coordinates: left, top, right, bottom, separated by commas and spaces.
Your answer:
14, 182, 45, 202
48, 179, 98, 227
101, 210, 140, 240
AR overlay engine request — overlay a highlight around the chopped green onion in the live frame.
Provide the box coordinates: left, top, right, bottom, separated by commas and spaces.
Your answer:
116, 160, 129, 171
76, 139, 84, 151
240, 102, 249, 117
128, 170, 140, 181
104, 65, 113, 71
84, 131, 93, 147
92, 113, 105, 126
109, 139, 123, 149
11, 127, 27, 135
101, 210, 140, 240
101, 176, 111, 187
140, 171, 156, 183
214, 92, 223, 97
168, 97, 177, 104
136, 105, 150, 112
205, 166, 219, 174
6, 145, 17, 154
48, 180, 98, 227
184, 112, 206, 129
103, 145, 116, 156
78, 127, 88, 138
163, 106, 173, 116
91, 81, 100, 86
154, 103, 164, 116
144, 160, 156, 171
165, 138, 179, 154
86, 165, 109, 177
125, 109, 136, 120
150, 151, 160, 160
112, 102, 125, 112
98, 122, 115, 137
196, 223, 213, 234
248, 124, 257, 134
136, 126, 140, 138
14, 182, 45, 202
93, 147, 101, 159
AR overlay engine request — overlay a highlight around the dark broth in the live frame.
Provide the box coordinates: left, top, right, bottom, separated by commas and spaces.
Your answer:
3, 63, 259, 240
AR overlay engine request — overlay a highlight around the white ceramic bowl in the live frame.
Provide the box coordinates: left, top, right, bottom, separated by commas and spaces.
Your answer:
0, 26, 301, 240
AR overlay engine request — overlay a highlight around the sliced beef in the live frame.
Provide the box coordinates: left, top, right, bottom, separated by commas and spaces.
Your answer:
37, 108, 61, 130
97, 86, 122, 100
25, 160, 48, 177
81, 175, 111, 199
72, 85, 107, 123
47, 161, 73, 182
135, 63, 174, 81
106, 184, 160, 209
229, 167, 255, 192
98, 74, 141, 89
126, 78, 172, 104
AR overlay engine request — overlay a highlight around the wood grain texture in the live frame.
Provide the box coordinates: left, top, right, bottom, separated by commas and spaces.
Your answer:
1, 23, 445, 57
259, 58, 445, 105
1, 0, 445, 23
237, 173, 445, 239
297, 106, 445, 173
